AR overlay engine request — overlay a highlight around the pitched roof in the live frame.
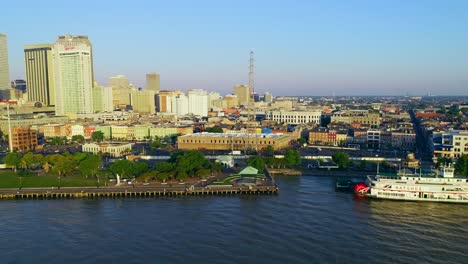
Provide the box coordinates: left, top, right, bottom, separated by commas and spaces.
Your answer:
239, 166, 259, 175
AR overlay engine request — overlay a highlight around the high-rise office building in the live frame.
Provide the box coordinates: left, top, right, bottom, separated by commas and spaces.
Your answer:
53, 35, 94, 116
109, 75, 131, 107
233, 84, 250, 106
24, 44, 55, 106
188, 89, 208, 116
264, 92, 273, 103
131, 89, 156, 114
146, 72, 160, 93
0, 34, 10, 92
171, 93, 189, 116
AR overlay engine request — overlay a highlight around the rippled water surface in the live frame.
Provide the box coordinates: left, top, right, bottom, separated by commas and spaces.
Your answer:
1, 176, 467, 264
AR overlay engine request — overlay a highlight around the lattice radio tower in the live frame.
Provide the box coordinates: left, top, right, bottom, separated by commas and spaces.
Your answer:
249, 50, 255, 95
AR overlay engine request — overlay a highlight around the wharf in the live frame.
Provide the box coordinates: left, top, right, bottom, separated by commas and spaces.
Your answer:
0, 185, 278, 200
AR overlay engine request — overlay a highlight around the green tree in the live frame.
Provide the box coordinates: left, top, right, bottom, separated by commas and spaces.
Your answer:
91, 131, 105, 142
454, 155, 468, 176
176, 171, 188, 181
205, 126, 223, 133
3, 152, 23, 172
284, 149, 301, 166
196, 168, 211, 178
156, 172, 171, 182
170, 150, 207, 176
264, 145, 274, 156
298, 137, 306, 146
132, 161, 149, 177
359, 160, 367, 170
149, 137, 165, 150
109, 159, 134, 179
332, 152, 350, 169
155, 162, 174, 173
50, 137, 66, 146
71, 135, 85, 143
21, 153, 45, 170
436, 157, 453, 169
248, 155, 265, 171
78, 154, 102, 178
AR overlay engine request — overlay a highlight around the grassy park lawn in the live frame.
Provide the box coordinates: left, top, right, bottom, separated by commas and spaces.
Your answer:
0, 170, 102, 189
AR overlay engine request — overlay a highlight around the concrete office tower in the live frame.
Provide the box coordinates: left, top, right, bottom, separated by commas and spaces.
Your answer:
170, 93, 189, 116
146, 72, 160, 93
224, 94, 238, 109
156, 90, 182, 112
233, 84, 250, 106
109, 75, 131, 107
53, 35, 94, 116
264, 92, 273, 103
92, 82, 105, 112
24, 44, 55, 106
188, 89, 208, 116
208, 92, 222, 108
0, 34, 10, 92
131, 89, 156, 114
102, 86, 114, 112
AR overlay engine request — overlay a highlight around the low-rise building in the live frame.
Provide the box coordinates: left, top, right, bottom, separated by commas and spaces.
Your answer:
433, 130, 468, 158
42, 124, 66, 138
177, 132, 291, 151
266, 110, 321, 125
10, 127, 38, 151
82, 142, 133, 157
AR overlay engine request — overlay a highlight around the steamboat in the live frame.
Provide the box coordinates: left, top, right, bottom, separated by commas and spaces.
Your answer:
355, 165, 468, 203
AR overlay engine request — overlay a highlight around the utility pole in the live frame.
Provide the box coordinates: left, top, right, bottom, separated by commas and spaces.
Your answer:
0, 100, 16, 152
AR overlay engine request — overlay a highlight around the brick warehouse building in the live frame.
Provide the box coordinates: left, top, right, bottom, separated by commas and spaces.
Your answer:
10, 127, 38, 151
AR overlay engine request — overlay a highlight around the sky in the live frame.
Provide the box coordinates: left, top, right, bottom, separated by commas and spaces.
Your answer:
1, 0, 468, 96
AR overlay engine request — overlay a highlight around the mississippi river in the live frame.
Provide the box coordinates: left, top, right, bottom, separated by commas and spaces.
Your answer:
1, 176, 467, 264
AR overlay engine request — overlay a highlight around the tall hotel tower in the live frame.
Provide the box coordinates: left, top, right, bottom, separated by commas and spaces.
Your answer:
146, 72, 160, 93
24, 44, 55, 106
53, 35, 94, 116
0, 34, 10, 91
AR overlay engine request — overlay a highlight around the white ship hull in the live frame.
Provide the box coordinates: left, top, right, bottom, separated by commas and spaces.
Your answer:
365, 175, 468, 204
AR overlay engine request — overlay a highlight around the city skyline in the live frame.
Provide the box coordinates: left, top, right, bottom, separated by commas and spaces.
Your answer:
1, 0, 468, 96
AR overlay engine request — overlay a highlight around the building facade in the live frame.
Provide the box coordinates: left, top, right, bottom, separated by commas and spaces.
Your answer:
233, 85, 250, 106
177, 132, 291, 151
266, 110, 322, 125
433, 130, 468, 159
82, 142, 133, 157
24, 44, 55, 106
188, 89, 208, 116
146, 72, 160, 93
0, 34, 9, 91
53, 35, 94, 116
10, 127, 38, 151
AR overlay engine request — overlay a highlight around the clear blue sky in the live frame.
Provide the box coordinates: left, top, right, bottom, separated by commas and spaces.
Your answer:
2, 0, 468, 96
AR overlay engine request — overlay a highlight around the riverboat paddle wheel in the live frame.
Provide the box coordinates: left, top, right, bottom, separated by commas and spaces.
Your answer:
353, 183, 369, 198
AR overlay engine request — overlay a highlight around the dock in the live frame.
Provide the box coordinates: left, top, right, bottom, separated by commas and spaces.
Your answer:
0, 185, 278, 200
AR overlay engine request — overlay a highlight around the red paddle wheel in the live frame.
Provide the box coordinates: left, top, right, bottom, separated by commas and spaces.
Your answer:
353, 182, 369, 198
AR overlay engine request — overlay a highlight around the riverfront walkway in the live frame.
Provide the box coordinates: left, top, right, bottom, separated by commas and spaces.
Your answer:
0, 185, 278, 200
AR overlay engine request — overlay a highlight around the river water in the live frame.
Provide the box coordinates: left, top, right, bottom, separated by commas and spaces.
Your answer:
1, 176, 467, 264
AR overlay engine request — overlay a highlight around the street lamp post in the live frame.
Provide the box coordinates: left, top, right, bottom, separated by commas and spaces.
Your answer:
376, 155, 380, 175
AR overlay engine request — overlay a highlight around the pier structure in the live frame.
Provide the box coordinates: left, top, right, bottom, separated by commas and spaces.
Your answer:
0, 186, 278, 200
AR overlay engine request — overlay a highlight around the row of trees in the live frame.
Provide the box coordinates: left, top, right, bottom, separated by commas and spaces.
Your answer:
4, 151, 103, 178
47, 131, 105, 146
139, 150, 223, 183
248, 149, 302, 171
